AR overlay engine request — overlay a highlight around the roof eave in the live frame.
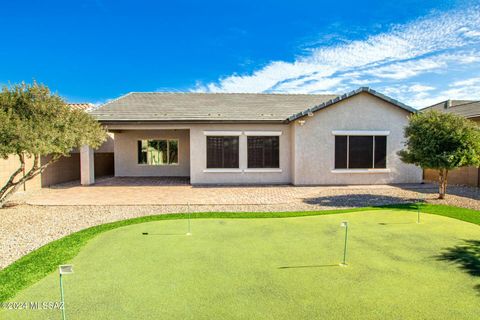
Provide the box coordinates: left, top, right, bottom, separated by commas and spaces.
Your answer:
96, 119, 288, 125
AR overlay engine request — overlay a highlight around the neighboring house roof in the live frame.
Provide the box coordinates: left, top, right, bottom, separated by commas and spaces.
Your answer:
90, 87, 414, 123
287, 87, 416, 122
90, 92, 337, 123
68, 103, 94, 111
420, 100, 480, 118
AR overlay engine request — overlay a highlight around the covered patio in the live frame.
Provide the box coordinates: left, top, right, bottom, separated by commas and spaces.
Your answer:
80, 128, 191, 186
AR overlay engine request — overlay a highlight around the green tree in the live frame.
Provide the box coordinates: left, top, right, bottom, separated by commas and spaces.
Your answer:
0, 82, 106, 207
399, 110, 480, 199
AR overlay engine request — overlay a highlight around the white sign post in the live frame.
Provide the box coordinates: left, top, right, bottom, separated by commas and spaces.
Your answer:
59, 265, 73, 320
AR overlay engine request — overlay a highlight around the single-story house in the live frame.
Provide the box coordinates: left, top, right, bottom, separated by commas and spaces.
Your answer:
80, 87, 421, 186
421, 100, 480, 187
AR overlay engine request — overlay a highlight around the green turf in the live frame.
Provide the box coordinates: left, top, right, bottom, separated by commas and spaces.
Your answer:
0, 203, 479, 304
1, 208, 479, 319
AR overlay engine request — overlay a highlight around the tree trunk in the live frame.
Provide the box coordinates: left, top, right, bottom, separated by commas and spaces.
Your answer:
0, 154, 60, 208
0, 153, 25, 206
438, 169, 449, 199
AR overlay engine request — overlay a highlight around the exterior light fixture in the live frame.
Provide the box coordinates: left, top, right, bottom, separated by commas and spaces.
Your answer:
59, 265, 73, 320
340, 221, 348, 266
298, 120, 306, 126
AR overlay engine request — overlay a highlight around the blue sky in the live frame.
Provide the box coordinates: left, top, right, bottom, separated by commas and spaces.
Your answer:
1, 0, 479, 108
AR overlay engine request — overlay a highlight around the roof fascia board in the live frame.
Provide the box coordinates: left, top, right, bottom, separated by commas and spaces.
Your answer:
96, 119, 288, 125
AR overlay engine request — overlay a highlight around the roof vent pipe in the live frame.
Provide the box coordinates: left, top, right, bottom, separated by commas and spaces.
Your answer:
445, 99, 452, 109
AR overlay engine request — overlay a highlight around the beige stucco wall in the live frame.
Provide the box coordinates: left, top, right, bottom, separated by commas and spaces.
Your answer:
114, 129, 190, 177
105, 93, 422, 185
70, 132, 115, 154
292, 92, 422, 185
189, 124, 292, 185
40, 154, 80, 187
95, 133, 115, 153
104, 123, 291, 184
0, 155, 42, 191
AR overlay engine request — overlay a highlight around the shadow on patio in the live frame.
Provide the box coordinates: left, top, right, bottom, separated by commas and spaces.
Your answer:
302, 194, 418, 207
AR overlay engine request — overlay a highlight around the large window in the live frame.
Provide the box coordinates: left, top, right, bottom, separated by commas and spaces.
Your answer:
334, 135, 387, 169
206, 136, 239, 168
137, 139, 178, 165
248, 136, 279, 168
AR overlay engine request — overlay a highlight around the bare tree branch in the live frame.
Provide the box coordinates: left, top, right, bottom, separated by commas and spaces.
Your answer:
0, 153, 25, 199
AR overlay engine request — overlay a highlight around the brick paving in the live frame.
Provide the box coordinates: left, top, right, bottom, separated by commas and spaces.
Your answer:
12, 176, 463, 207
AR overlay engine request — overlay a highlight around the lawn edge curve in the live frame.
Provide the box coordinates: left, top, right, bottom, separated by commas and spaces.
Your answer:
1, 203, 478, 302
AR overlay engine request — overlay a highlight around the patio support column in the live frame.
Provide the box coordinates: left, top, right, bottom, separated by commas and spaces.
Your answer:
80, 145, 95, 185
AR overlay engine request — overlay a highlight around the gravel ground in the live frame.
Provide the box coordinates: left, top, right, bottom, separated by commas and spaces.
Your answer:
1, 184, 479, 269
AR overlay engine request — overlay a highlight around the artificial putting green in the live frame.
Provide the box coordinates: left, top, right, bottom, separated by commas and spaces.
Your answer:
2, 209, 479, 319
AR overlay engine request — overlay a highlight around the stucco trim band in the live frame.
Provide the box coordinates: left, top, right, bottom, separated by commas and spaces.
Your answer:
244, 131, 283, 136
244, 168, 283, 173
203, 131, 242, 136
331, 169, 391, 174
331, 130, 390, 136
203, 168, 243, 173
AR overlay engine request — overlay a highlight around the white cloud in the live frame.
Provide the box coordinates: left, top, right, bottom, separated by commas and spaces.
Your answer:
451, 77, 480, 87
362, 57, 447, 80
445, 85, 480, 99
459, 27, 480, 38
195, 5, 480, 108
409, 84, 435, 93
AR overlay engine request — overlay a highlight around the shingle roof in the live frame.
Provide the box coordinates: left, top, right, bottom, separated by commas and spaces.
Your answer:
287, 87, 417, 121
68, 103, 93, 111
90, 87, 414, 123
421, 100, 480, 118
90, 92, 337, 123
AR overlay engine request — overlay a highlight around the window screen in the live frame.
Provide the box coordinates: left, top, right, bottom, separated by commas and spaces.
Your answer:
334, 136, 348, 169
348, 136, 374, 169
334, 135, 387, 169
206, 136, 239, 168
374, 136, 387, 168
247, 136, 280, 168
